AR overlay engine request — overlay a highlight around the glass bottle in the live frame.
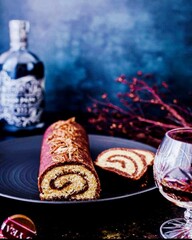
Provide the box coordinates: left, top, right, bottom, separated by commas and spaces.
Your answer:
0, 20, 45, 132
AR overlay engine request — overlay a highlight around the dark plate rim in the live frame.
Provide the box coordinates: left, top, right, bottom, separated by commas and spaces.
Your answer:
0, 134, 157, 205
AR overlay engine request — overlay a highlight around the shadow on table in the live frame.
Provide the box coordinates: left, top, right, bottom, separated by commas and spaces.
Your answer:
0, 188, 183, 239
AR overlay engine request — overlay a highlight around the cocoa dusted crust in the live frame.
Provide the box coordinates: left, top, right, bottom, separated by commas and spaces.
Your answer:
38, 118, 101, 201
95, 147, 155, 180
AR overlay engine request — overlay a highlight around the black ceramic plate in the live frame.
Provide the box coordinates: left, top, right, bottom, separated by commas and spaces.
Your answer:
0, 134, 157, 204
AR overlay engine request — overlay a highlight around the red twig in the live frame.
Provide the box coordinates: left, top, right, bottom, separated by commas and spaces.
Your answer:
87, 72, 191, 147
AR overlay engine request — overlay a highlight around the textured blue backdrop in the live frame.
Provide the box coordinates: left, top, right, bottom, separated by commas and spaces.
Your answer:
0, 0, 192, 112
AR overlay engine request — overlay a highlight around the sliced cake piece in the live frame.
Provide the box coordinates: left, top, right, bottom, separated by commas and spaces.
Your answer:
95, 147, 155, 180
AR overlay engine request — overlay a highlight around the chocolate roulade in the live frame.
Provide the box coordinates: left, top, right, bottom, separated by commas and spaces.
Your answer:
95, 148, 154, 180
38, 118, 101, 201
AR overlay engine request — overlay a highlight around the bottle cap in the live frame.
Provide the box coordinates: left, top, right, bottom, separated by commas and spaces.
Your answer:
9, 20, 30, 49
1, 214, 37, 239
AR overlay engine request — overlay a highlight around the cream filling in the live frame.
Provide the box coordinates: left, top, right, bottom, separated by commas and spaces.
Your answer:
132, 149, 154, 165
40, 165, 98, 200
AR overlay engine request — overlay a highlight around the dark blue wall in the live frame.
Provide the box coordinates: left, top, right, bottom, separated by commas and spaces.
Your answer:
0, 0, 192, 112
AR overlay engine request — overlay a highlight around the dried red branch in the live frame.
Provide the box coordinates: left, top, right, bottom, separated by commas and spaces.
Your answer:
87, 71, 191, 147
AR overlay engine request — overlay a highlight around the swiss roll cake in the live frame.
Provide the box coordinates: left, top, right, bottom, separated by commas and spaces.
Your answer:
95, 147, 154, 180
38, 118, 101, 201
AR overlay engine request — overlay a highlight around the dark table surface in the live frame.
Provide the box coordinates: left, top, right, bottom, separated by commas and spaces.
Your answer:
0, 111, 184, 239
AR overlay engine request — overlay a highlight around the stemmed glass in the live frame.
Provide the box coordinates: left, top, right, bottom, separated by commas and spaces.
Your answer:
153, 127, 192, 239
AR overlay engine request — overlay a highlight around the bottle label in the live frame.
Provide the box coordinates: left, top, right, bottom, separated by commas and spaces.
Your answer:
0, 70, 44, 127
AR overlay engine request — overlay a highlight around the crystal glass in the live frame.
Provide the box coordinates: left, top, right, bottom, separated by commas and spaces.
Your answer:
153, 127, 192, 239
